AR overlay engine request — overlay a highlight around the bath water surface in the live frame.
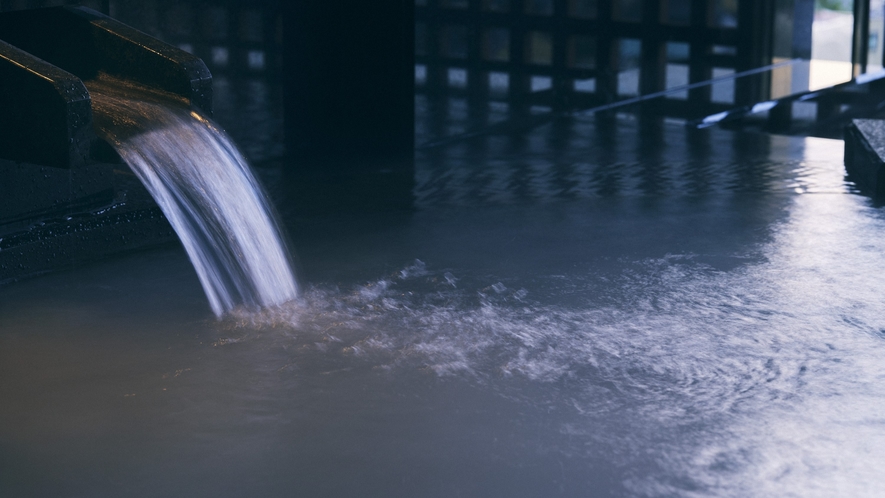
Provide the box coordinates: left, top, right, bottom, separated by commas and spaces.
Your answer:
1, 120, 884, 497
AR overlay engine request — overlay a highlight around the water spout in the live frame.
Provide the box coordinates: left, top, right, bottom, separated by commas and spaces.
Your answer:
89, 77, 298, 316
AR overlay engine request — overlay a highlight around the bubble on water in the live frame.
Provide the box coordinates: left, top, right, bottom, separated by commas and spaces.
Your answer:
443, 272, 458, 287
398, 259, 427, 279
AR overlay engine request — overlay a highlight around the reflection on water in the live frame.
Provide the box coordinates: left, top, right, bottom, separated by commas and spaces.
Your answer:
2, 109, 885, 496
414, 96, 855, 207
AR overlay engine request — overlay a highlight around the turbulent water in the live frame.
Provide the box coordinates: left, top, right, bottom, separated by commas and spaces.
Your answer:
88, 79, 298, 315
215, 192, 885, 496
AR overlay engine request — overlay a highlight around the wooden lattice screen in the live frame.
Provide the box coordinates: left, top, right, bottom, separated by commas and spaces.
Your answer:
416, 0, 772, 117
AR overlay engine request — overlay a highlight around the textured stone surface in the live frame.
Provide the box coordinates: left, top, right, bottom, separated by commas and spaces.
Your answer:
0, 168, 176, 283
0, 160, 114, 228
852, 119, 885, 160
844, 119, 885, 197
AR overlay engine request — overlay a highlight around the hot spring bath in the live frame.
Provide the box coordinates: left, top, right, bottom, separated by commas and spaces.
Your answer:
2, 115, 885, 497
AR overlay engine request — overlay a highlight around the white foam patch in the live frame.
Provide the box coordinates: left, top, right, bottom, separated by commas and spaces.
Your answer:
231, 255, 884, 494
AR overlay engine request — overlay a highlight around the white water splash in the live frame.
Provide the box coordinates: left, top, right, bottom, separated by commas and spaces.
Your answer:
90, 81, 298, 316
218, 236, 885, 496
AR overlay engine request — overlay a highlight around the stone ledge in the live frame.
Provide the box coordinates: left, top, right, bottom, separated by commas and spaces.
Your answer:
845, 119, 885, 198
0, 167, 177, 284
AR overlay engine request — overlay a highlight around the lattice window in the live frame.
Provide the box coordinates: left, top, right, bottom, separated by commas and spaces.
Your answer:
416, 0, 760, 119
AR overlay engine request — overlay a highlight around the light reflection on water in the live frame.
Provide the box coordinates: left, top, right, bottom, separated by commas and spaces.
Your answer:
2, 125, 885, 496
413, 107, 855, 207
226, 191, 885, 496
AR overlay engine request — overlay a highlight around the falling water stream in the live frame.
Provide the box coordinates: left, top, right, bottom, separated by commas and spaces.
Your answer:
87, 77, 298, 316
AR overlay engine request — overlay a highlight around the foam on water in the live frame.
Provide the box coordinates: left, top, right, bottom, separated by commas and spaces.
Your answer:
89, 78, 298, 316
210, 194, 885, 496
